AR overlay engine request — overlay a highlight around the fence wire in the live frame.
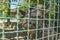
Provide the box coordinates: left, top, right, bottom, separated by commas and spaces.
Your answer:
0, 0, 60, 40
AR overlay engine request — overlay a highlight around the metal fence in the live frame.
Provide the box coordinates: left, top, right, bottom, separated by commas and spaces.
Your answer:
0, 0, 60, 40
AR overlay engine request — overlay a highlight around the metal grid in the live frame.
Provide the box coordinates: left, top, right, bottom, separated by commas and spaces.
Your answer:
0, 0, 60, 40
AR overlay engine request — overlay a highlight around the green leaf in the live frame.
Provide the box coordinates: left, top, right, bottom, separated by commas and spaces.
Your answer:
19, 5, 28, 11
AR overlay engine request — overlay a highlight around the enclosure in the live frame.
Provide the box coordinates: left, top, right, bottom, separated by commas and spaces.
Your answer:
0, 0, 60, 40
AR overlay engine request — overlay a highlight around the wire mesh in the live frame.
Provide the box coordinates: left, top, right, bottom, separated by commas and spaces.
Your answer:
0, 0, 60, 40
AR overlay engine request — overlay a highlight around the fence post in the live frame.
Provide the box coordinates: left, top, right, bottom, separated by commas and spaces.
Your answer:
7, 0, 10, 25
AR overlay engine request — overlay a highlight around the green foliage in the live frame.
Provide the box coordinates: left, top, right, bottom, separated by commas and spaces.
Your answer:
30, 0, 37, 7
19, 0, 38, 11
0, 7, 2, 13
25, 0, 37, 7
19, 5, 28, 11
4, 6, 9, 16
45, 0, 55, 19
46, 5, 55, 19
